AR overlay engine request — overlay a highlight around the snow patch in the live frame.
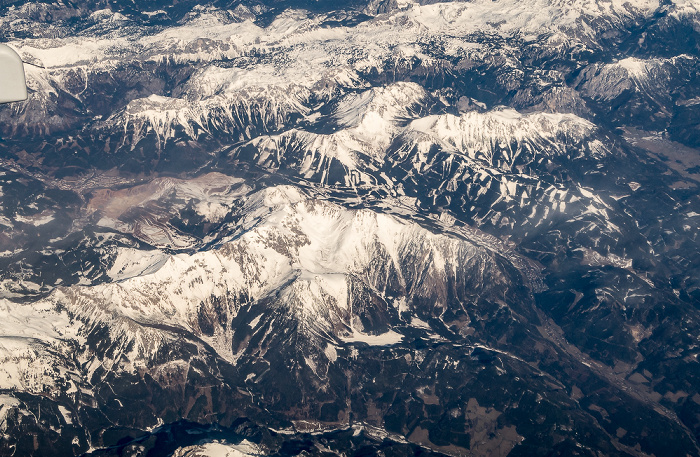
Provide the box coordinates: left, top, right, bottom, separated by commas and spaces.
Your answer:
0, 395, 20, 432
324, 344, 338, 362
340, 330, 404, 346
171, 440, 262, 457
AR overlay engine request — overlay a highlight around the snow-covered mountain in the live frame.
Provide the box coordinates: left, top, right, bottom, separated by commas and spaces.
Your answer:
4, 182, 531, 383
1, 0, 700, 456
62, 184, 533, 357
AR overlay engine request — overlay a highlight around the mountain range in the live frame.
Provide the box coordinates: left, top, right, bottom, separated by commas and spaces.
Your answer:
0, 0, 699, 455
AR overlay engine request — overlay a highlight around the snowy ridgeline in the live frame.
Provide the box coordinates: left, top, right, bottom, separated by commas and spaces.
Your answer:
7, 0, 681, 69
0, 184, 520, 392
3, 0, 697, 144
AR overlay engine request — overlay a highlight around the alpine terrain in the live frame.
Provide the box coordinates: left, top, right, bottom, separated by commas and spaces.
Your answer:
1, 0, 700, 455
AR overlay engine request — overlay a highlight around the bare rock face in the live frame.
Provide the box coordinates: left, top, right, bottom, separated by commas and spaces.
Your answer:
1, 0, 700, 456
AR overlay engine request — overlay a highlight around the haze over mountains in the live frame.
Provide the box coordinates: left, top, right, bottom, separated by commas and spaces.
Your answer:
0, 0, 699, 455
